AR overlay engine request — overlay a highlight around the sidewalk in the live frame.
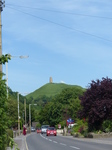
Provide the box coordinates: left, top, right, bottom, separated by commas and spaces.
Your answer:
58, 133, 112, 145
7, 134, 28, 150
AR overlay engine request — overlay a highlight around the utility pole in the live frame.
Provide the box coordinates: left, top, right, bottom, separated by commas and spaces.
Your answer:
29, 104, 37, 133
17, 92, 20, 136
29, 104, 31, 133
24, 99, 26, 126
0, 0, 5, 72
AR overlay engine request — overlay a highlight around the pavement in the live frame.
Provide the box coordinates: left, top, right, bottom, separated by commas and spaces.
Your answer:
7, 133, 28, 150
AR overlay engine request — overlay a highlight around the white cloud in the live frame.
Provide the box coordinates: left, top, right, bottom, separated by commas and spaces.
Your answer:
60, 80, 65, 84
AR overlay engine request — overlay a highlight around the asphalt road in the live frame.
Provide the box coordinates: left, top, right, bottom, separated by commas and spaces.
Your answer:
26, 132, 112, 150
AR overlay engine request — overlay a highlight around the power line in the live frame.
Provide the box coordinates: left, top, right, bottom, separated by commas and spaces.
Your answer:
6, 3, 112, 20
6, 6, 112, 43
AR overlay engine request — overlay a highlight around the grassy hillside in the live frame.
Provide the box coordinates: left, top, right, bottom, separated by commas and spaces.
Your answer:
26, 83, 85, 99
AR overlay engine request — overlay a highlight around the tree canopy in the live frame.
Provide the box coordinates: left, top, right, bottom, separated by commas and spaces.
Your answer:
80, 77, 112, 131
38, 87, 84, 126
0, 54, 11, 149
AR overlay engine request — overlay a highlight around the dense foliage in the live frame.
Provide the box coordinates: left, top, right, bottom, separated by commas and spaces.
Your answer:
80, 77, 112, 131
38, 87, 84, 126
102, 120, 112, 133
0, 54, 10, 149
0, 74, 8, 149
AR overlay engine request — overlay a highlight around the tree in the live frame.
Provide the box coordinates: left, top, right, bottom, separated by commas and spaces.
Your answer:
80, 77, 112, 131
7, 98, 18, 128
0, 74, 8, 149
0, 54, 11, 149
38, 87, 84, 126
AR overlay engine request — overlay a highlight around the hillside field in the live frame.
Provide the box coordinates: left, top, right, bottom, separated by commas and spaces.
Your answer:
26, 83, 85, 99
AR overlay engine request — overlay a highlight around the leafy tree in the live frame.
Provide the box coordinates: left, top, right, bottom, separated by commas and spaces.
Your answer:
80, 77, 112, 131
38, 87, 84, 126
0, 74, 8, 149
48, 102, 63, 126
0, 54, 11, 65
54, 87, 84, 104
7, 98, 18, 128
38, 102, 53, 125
54, 88, 84, 121
68, 98, 82, 120
0, 54, 11, 149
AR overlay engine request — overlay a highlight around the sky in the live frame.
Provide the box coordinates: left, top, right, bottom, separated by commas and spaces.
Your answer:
2, 0, 112, 95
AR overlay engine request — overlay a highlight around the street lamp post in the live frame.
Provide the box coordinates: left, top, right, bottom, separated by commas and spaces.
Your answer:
17, 92, 29, 136
18, 92, 29, 129
0, 0, 5, 73
29, 104, 37, 133
24, 98, 26, 126
17, 92, 20, 136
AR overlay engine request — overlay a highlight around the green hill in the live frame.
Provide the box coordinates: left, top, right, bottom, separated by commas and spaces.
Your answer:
26, 83, 85, 100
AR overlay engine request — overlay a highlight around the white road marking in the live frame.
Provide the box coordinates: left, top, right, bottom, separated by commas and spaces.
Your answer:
53, 141, 58, 143
60, 143, 67, 146
25, 137, 29, 150
70, 146, 80, 149
40, 133, 80, 149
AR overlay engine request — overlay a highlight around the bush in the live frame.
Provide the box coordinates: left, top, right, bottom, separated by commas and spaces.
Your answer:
7, 129, 13, 146
102, 120, 112, 133
72, 119, 88, 135
83, 130, 88, 138
36, 123, 41, 129
105, 128, 110, 133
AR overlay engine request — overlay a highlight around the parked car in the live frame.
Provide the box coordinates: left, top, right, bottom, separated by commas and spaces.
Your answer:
31, 127, 36, 132
37, 128, 41, 133
41, 125, 49, 134
46, 127, 57, 136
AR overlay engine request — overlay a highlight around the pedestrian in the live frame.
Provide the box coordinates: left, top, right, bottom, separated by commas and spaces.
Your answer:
23, 125, 26, 135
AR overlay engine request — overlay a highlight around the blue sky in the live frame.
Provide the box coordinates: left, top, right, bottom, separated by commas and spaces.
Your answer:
2, 0, 112, 95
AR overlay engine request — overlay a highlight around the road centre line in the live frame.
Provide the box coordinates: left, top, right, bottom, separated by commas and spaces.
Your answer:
53, 141, 58, 143
60, 143, 67, 146
70, 146, 80, 149
40, 134, 80, 149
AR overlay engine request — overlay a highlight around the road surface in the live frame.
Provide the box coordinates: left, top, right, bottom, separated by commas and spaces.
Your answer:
26, 132, 112, 150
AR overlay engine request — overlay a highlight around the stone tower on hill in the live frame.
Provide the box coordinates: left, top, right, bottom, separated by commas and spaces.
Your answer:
49, 77, 53, 83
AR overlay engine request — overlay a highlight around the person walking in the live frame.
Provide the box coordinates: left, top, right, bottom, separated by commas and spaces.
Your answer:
23, 125, 26, 135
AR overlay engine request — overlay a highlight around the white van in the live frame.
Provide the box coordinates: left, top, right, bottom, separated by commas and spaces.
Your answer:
41, 125, 49, 134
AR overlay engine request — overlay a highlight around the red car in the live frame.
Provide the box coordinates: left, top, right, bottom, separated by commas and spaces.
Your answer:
46, 127, 57, 136
37, 128, 41, 134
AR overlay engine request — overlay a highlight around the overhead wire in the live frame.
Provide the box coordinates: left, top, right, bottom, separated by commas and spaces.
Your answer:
5, 5, 112, 43
6, 4, 112, 20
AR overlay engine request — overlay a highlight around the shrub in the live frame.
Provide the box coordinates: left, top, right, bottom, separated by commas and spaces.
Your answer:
36, 123, 41, 129
83, 130, 88, 138
102, 120, 112, 133
72, 119, 88, 135
7, 129, 13, 146
78, 126, 84, 134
